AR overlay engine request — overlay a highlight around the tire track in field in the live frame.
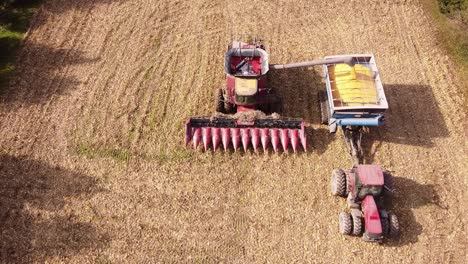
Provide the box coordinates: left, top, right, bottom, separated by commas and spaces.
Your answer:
65, 1, 125, 153
136, 4, 191, 153
37, 0, 127, 153
395, 4, 466, 262
117, 3, 166, 149
87, 1, 144, 146
138, 0, 227, 154
97, 1, 161, 149
0, 1, 95, 156
80, 0, 161, 149
74, 1, 137, 147
121, 6, 165, 149
27, 3, 97, 155
0, 1, 466, 262
0, 2, 72, 148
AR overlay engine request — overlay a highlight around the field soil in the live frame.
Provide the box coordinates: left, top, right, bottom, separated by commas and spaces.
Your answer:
0, 0, 466, 262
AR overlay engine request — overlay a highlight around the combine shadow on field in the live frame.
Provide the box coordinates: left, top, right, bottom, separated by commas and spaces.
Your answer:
0, 154, 108, 263
269, 67, 334, 154
384, 176, 446, 247
0, 43, 99, 106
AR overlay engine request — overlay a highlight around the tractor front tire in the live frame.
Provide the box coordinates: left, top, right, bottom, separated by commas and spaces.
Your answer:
215, 88, 225, 113
388, 213, 400, 238
383, 172, 395, 195
351, 213, 363, 236
331, 169, 347, 197
381, 216, 389, 236
339, 212, 352, 235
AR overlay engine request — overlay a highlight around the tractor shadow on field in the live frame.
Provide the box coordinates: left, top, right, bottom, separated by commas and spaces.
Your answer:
268, 67, 334, 154
0, 43, 99, 106
361, 84, 449, 164
383, 176, 446, 247
0, 154, 109, 263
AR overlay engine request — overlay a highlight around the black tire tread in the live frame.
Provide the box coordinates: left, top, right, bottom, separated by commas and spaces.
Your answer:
215, 88, 225, 113
388, 213, 400, 238
383, 171, 395, 194
351, 214, 363, 236
381, 216, 389, 236
331, 169, 347, 197
223, 89, 234, 114
339, 212, 352, 235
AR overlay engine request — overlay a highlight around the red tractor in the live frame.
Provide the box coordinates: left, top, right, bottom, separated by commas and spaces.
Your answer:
185, 39, 353, 152
331, 164, 400, 242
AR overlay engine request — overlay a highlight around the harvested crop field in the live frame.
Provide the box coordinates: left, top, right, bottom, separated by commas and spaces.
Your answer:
0, 0, 466, 262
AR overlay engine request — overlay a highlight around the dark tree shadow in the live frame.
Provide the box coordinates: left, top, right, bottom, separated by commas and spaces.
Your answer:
33, 0, 127, 26
0, 1, 41, 33
0, 0, 126, 34
384, 176, 446, 246
363, 84, 449, 163
1, 0, 124, 105
0, 43, 99, 105
0, 154, 108, 263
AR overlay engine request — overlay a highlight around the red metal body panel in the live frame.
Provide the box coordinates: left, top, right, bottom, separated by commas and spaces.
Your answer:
237, 105, 255, 112
362, 195, 382, 235
357, 165, 384, 186
226, 75, 236, 91
257, 76, 266, 91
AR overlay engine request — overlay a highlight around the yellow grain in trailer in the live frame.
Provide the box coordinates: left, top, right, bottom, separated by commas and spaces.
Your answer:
328, 63, 378, 107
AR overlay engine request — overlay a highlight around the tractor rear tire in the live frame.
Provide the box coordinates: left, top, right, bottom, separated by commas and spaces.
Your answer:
351, 213, 363, 236
388, 213, 400, 238
331, 169, 347, 197
345, 171, 352, 195
318, 91, 330, 125
339, 212, 352, 235
215, 88, 225, 113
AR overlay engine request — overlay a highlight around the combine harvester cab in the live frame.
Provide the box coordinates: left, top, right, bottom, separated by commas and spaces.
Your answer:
319, 54, 388, 163
185, 40, 307, 153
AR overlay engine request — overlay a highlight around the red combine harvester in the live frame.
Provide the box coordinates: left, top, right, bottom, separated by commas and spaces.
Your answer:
331, 164, 399, 242
185, 39, 353, 152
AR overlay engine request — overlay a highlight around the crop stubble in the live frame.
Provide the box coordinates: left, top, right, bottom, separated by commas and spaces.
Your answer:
0, 0, 466, 262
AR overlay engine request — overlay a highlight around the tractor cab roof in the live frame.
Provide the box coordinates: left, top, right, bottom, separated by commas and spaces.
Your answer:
356, 165, 384, 186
